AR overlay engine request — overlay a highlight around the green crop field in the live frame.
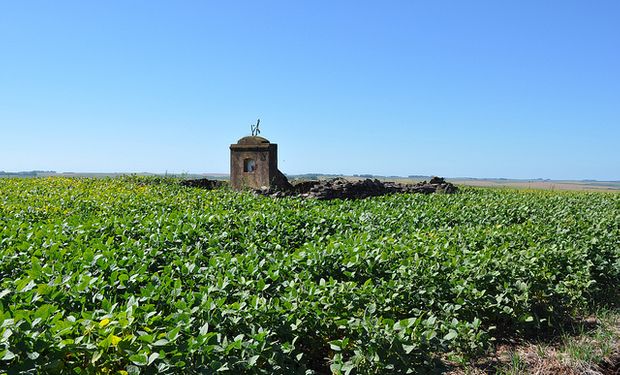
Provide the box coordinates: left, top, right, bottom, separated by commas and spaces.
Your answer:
1, 177, 618, 374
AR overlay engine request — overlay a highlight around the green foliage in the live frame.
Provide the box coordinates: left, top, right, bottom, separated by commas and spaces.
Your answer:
0, 178, 618, 374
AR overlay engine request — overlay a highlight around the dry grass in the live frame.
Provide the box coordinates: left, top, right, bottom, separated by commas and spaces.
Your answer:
450, 179, 620, 192
445, 311, 620, 375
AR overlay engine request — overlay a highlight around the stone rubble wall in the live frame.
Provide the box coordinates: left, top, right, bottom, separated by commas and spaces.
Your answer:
272, 169, 294, 191
258, 176, 458, 199
179, 179, 227, 189
181, 176, 458, 200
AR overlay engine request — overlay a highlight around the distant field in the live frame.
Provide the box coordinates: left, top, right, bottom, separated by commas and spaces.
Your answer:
449, 178, 620, 191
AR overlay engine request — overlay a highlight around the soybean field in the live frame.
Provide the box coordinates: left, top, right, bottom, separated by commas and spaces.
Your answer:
0, 177, 618, 374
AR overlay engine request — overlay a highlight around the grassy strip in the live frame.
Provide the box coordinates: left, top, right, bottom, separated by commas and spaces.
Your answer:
448, 308, 620, 374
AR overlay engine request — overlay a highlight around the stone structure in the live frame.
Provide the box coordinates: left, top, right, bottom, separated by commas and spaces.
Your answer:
184, 133, 458, 198
180, 174, 458, 200
180, 179, 226, 189
256, 176, 458, 199
229, 135, 291, 191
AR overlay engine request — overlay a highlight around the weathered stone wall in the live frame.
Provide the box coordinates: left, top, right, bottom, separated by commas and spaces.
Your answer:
179, 179, 227, 189
229, 136, 292, 191
181, 176, 457, 200
272, 169, 293, 191
230, 143, 278, 190
257, 176, 458, 199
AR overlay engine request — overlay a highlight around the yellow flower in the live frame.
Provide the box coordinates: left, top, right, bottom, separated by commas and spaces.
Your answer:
99, 318, 111, 328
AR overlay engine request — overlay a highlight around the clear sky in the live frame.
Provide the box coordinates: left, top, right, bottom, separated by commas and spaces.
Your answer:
1, 1, 619, 180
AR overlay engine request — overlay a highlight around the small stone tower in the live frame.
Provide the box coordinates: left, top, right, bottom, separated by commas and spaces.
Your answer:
230, 135, 290, 190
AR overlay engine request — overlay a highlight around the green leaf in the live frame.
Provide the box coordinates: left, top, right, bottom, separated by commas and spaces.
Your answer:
1, 350, 16, 361
167, 327, 180, 341
443, 330, 458, 341
217, 364, 229, 371
138, 334, 154, 343
247, 355, 259, 366
17, 279, 36, 293
152, 338, 169, 346
27, 352, 40, 360
91, 351, 102, 364
2, 328, 13, 342
129, 353, 148, 366
148, 352, 159, 365
199, 322, 209, 336
329, 339, 346, 352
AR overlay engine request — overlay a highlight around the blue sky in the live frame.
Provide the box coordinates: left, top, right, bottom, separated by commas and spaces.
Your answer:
1, 1, 618, 180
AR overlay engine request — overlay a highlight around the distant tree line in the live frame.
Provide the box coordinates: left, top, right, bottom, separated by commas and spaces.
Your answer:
0, 170, 56, 177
